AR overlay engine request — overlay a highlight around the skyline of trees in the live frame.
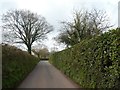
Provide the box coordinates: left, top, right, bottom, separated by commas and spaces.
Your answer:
1, 8, 114, 54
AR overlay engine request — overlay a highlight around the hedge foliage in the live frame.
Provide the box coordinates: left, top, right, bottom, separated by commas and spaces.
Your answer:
2, 44, 40, 88
49, 28, 120, 88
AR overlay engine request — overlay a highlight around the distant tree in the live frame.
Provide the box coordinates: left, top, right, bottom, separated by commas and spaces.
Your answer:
39, 48, 49, 58
2, 10, 53, 54
32, 44, 49, 59
56, 9, 112, 47
32, 44, 49, 58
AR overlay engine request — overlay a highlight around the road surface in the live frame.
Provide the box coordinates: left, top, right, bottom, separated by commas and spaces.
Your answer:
18, 61, 80, 88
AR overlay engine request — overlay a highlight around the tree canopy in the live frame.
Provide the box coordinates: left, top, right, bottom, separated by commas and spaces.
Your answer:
2, 10, 53, 54
55, 9, 112, 47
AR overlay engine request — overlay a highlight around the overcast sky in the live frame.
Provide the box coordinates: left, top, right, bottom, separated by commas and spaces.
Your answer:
0, 0, 119, 51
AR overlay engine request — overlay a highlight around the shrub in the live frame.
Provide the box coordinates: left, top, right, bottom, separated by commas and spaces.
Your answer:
49, 28, 120, 88
2, 44, 40, 88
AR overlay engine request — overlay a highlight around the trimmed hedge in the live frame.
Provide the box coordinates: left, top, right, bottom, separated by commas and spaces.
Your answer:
2, 44, 40, 88
49, 28, 120, 88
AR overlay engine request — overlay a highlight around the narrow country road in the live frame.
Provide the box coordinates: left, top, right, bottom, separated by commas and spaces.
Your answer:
18, 61, 80, 88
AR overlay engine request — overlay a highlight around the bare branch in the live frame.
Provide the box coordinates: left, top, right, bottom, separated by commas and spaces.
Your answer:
2, 10, 53, 54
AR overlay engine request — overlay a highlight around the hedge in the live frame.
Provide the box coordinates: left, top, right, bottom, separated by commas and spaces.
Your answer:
49, 28, 120, 88
2, 44, 40, 88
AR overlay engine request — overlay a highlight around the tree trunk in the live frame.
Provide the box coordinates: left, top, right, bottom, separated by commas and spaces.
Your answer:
27, 45, 32, 55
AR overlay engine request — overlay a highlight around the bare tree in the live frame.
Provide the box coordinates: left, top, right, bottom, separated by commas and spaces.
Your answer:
56, 9, 112, 47
32, 44, 47, 58
32, 46, 49, 59
2, 10, 53, 54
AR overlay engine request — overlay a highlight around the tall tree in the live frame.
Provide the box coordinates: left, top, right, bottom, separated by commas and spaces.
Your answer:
56, 9, 112, 47
2, 10, 53, 54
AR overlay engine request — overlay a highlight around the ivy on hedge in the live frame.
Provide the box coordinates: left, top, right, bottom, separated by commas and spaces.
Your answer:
49, 28, 120, 88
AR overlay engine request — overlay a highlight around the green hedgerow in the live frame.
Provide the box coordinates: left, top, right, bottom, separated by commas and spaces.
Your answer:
49, 28, 120, 88
2, 44, 40, 88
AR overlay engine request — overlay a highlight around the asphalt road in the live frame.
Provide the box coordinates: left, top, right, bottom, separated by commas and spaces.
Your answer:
18, 61, 80, 88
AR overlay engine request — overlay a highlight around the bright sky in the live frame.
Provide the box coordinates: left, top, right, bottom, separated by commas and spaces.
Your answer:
0, 0, 119, 51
